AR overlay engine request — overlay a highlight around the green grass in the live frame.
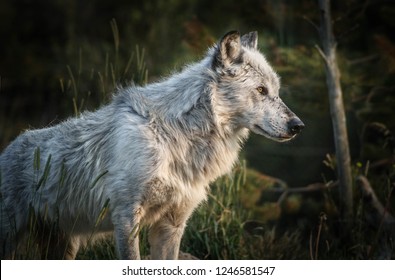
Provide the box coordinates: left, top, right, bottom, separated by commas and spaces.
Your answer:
1, 152, 394, 259
182, 161, 308, 260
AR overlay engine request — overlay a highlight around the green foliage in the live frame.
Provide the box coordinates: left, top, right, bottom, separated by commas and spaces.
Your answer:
182, 161, 308, 260
274, 46, 328, 117
183, 162, 249, 259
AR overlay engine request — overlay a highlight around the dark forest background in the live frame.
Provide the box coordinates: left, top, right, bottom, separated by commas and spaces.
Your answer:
0, 0, 394, 259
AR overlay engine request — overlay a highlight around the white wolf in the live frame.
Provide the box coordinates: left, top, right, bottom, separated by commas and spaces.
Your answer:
0, 31, 304, 259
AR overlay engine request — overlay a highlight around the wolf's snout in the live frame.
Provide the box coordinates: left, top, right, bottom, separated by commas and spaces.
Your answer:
288, 118, 305, 135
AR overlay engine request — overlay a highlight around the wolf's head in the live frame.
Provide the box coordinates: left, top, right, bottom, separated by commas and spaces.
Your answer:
211, 31, 304, 142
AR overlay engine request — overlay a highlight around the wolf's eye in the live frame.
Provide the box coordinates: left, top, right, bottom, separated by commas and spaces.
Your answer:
257, 86, 268, 95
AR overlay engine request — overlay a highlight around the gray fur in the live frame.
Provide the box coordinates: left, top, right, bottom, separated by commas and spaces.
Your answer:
0, 31, 304, 259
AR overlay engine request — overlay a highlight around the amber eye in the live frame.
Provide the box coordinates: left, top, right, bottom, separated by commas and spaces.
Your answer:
257, 86, 268, 95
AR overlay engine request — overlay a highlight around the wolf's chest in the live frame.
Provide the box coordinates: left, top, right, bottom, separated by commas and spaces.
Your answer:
158, 130, 247, 189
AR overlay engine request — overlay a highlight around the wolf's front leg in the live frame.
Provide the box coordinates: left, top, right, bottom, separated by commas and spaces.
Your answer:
114, 225, 140, 259
148, 206, 194, 260
113, 211, 142, 259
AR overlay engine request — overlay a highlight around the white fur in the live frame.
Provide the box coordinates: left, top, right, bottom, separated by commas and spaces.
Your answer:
0, 31, 303, 259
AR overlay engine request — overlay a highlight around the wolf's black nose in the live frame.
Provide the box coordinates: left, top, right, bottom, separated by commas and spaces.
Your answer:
288, 118, 305, 135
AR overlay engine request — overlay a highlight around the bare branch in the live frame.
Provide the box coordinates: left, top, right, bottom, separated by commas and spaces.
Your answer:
356, 175, 395, 226
356, 175, 395, 259
314, 44, 328, 63
262, 181, 338, 205
317, 0, 353, 220
263, 181, 338, 194
347, 54, 379, 66
338, 24, 360, 41
302, 15, 320, 33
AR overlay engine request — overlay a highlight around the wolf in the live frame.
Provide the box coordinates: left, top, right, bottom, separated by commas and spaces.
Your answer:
0, 31, 304, 259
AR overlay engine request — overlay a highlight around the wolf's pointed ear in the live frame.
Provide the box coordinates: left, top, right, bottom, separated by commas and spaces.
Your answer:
213, 31, 242, 69
241, 31, 258, 49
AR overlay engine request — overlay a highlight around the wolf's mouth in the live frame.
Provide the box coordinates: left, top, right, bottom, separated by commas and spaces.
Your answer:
253, 125, 293, 142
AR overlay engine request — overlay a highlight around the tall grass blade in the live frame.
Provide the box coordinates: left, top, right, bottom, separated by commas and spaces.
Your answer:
90, 170, 109, 189
110, 63, 116, 88
96, 72, 106, 102
95, 198, 110, 228
110, 19, 120, 79
33, 147, 40, 171
123, 52, 135, 79
66, 65, 78, 99
59, 78, 65, 93
129, 223, 141, 242
37, 154, 52, 190
110, 19, 120, 54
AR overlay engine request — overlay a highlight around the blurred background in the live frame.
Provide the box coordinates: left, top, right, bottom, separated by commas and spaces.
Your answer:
0, 0, 394, 259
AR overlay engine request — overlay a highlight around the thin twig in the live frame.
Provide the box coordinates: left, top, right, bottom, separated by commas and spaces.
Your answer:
268, 181, 338, 205
315, 213, 327, 260
264, 181, 338, 194
314, 44, 328, 63
302, 15, 320, 33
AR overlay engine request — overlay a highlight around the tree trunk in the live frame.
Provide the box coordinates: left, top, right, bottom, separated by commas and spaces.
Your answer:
317, 0, 353, 221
